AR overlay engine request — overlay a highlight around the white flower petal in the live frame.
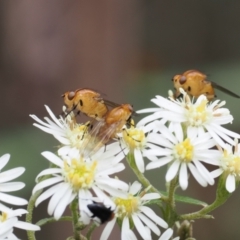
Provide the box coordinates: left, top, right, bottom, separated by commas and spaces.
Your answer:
122, 217, 138, 240
33, 176, 63, 194
41, 152, 64, 168
91, 186, 114, 207
155, 123, 177, 145
14, 221, 40, 231
54, 187, 74, 220
53, 134, 71, 145
187, 126, 198, 141
97, 184, 128, 198
172, 123, 183, 142
141, 193, 160, 201
35, 168, 62, 180
100, 218, 116, 240
144, 148, 173, 157
35, 183, 64, 207
129, 181, 141, 195
132, 214, 151, 240
44, 105, 63, 128
140, 206, 168, 228
134, 149, 145, 173
137, 108, 161, 114
0, 154, 10, 170
166, 161, 180, 182
96, 163, 125, 176
48, 183, 70, 217
58, 146, 72, 156
96, 178, 128, 191
137, 212, 160, 235
211, 169, 223, 178
226, 174, 236, 193
146, 157, 172, 170
188, 163, 207, 187
193, 159, 214, 185
179, 163, 188, 190
0, 193, 28, 206
159, 228, 173, 240
0, 167, 25, 183
205, 126, 226, 148
0, 182, 25, 192
152, 96, 183, 114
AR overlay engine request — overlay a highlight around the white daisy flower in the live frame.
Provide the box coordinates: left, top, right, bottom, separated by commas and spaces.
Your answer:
211, 140, 240, 193
32, 148, 128, 220
158, 228, 180, 240
30, 105, 92, 157
119, 121, 162, 173
0, 203, 40, 239
0, 154, 28, 207
146, 122, 220, 190
100, 181, 167, 240
137, 90, 240, 148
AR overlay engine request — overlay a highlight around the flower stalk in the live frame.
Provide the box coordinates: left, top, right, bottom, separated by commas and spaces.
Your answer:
126, 153, 167, 202
70, 198, 81, 240
180, 175, 233, 220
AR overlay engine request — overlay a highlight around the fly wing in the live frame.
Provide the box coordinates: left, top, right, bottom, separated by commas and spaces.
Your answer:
79, 119, 123, 159
211, 81, 240, 98
102, 99, 120, 108
79, 120, 105, 158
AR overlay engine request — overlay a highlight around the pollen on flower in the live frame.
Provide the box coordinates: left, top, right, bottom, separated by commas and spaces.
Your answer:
0, 212, 7, 222
122, 127, 146, 150
114, 194, 140, 218
186, 98, 211, 126
63, 158, 97, 191
174, 138, 194, 163
66, 122, 90, 148
221, 150, 240, 176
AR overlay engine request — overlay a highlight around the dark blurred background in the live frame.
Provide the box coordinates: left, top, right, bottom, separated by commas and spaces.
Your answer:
1, 1, 240, 239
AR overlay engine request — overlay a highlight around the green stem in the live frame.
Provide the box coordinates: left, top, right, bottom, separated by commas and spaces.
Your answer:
180, 175, 232, 220
168, 176, 178, 209
165, 176, 179, 226
126, 153, 167, 202
26, 189, 43, 240
86, 223, 97, 240
26, 163, 55, 240
36, 216, 72, 227
70, 198, 80, 240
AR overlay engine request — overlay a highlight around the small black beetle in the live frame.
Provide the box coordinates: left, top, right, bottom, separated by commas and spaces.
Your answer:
87, 201, 115, 224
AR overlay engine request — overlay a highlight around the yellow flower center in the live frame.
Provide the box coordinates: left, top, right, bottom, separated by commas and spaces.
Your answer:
0, 212, 7, 222
63, 158, 97, 191
114, 194, 140, 218
221, 150, 240, 175
186, 99, 211, 126
174, 138, 194, 163
122, 128, 146, 151
67, 122, 90, 148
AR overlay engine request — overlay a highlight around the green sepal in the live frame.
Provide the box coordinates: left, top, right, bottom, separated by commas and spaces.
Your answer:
160, 191, 208, 206
116, 217, 123, 228
144, 199, 162, 206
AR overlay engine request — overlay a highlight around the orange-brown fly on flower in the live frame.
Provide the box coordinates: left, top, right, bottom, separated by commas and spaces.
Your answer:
172, 69, 240, 100
80, 104, 134, 157
97, 104, 133, 139
62, 88, 118, 121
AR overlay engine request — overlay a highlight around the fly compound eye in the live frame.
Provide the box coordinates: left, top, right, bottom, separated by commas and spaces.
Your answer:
68, 91, 75, 100
179, 76, 187, 85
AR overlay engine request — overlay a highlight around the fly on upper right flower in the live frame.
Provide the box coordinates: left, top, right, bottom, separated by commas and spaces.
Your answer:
137, 89, 240, 149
